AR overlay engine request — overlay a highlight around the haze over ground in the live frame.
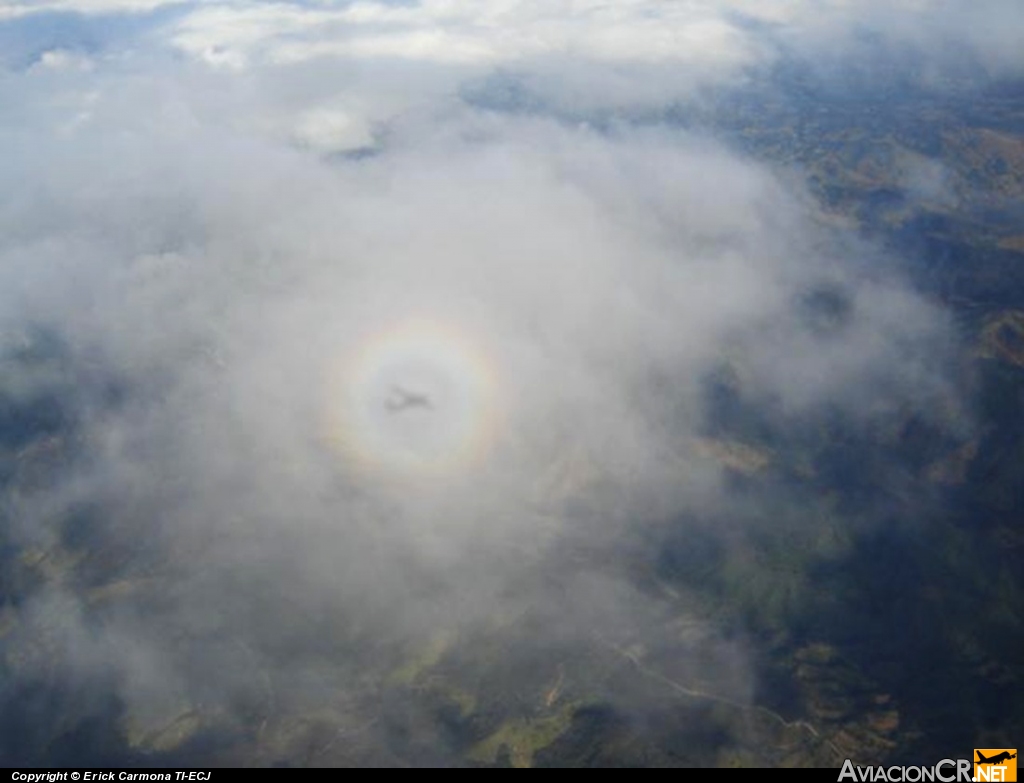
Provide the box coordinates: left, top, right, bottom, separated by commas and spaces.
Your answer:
1, 0, 1022, 767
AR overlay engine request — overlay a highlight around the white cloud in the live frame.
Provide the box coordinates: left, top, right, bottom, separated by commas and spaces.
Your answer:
6, 1, 1021, 158
290, 104, 374, 151
168, 1, 767, 72
0, 0, 183, 19
0, 0, 1001, 764
32, 48, 95, 70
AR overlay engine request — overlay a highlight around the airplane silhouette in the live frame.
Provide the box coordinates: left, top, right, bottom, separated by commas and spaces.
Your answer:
977, 752, 1016, 765
384, 385, 433, 413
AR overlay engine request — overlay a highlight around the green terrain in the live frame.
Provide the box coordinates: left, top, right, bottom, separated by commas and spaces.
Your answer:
2, 77, 1023, 767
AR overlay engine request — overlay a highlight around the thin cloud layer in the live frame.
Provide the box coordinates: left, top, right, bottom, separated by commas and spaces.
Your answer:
0, 0, 997, 766
5, 1, 1023, 152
